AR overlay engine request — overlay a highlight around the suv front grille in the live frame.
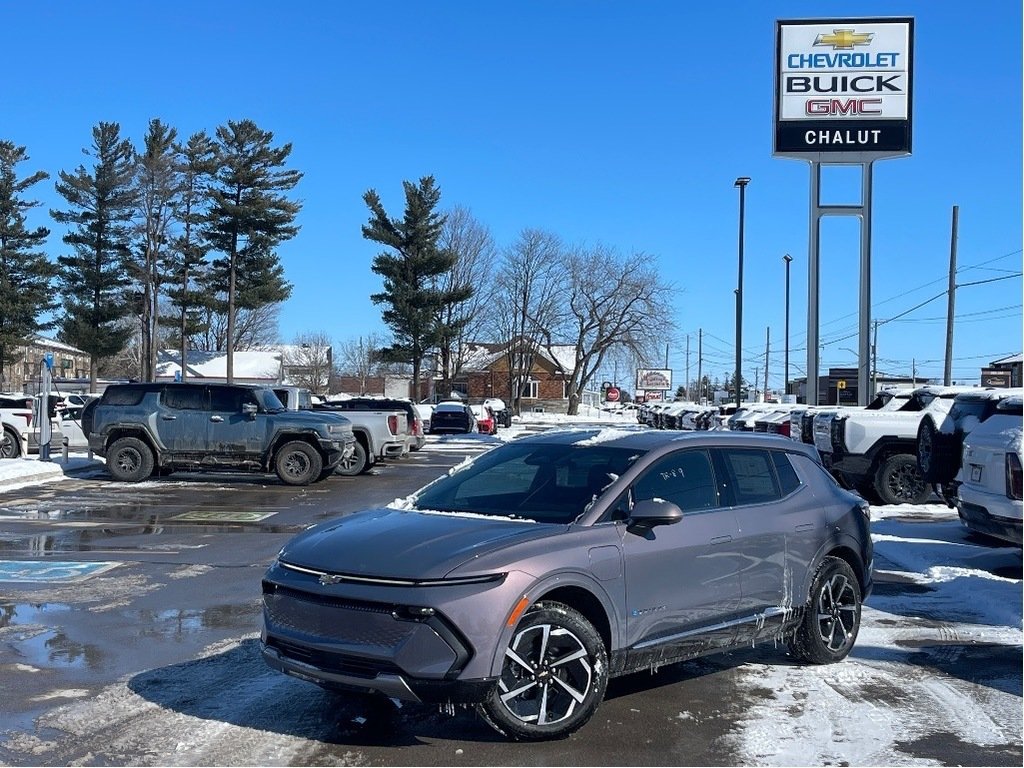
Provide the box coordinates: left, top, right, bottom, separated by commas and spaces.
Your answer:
266, 637, 403, 679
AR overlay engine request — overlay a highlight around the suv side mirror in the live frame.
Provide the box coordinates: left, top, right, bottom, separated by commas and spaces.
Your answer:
627, 498, 683, 533
242, 402, 258, 419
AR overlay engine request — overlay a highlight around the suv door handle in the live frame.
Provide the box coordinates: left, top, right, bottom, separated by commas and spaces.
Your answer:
710, 535, 733, 545
209, 415, 224, 422
161, 414, 176, 420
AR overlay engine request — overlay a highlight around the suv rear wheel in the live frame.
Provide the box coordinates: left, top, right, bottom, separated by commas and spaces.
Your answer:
274, 440, 322, 486
478, 601, 608, 741
874, 453, 931, 505
789, 556, 862, 664
917, 416, 960, 484
107, 437, 155, 482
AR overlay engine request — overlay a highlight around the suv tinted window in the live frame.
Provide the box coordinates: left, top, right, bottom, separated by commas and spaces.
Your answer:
771, 451, 801, 496
720, 448, 781, 506
210, 385, 259, 412
102, 386, 146, 406
634, 449, 718, 512
163, 385, 206, 411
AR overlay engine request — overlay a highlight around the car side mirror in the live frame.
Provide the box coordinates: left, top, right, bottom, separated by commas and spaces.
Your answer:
627, 498, 684, 533
242, 403, 258, 419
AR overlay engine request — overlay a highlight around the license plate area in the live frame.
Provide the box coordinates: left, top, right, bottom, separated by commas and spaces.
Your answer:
970, 464, 983, 482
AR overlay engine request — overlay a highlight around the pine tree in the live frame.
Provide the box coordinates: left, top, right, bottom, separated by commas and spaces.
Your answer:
363, 176, 469, 398
51, 122, 137, 391
0, 141, 58, 385
134, 118, 181, 381
165, 131, 217, 379
205, 119, 300, 382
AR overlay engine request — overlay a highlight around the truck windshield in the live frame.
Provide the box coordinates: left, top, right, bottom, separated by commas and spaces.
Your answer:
258, 389, 287, 412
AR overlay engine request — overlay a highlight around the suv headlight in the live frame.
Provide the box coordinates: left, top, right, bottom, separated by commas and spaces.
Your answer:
327, 423, 349, 435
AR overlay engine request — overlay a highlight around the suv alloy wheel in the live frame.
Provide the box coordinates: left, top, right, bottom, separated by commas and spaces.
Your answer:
274, 441, 322, 485
107, 436, 155, 482
479, 601, 608, 741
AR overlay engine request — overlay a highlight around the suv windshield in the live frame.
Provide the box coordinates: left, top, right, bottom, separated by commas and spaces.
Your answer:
257, 389, 286, 412
413, 443, 646, 524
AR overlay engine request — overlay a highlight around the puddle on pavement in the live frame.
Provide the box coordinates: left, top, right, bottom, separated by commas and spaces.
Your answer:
0, 601, 259, 670
0, 603, 102, 670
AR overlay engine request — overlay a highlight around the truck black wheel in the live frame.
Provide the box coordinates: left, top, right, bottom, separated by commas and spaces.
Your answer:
917, 417, 960, 485
107, 437, 155, 483
874, 453, 931, 505
789, 556, 862, 664
274, 441, 322, 486
1, 427, 22, 458
335, 440, 368, 476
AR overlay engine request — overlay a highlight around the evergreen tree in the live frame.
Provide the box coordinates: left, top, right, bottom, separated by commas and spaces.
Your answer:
51, 122, 137, 391
134, 118, 181, 381
204, 119, 300, 382
165, 130, 217, 378
0, 141, 58, 386
363, 176, 468, 397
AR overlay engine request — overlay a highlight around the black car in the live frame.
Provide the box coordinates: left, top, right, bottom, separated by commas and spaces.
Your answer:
429, 401, 477, 434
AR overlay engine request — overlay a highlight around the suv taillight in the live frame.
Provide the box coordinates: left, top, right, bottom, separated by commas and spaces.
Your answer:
1006, 453, 1022, 500
413, 417, 422, 436
778, 420, 791, 437
388, 414, 399, 435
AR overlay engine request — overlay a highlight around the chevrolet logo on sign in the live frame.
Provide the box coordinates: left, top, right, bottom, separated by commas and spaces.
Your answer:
814, 29, 874, 49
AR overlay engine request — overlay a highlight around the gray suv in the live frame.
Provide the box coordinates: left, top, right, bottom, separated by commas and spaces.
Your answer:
262, 429, 872, 740
88, 383, 355, 485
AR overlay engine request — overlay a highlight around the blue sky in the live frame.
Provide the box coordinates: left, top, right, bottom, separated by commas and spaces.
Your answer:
5, 1, 1021, 389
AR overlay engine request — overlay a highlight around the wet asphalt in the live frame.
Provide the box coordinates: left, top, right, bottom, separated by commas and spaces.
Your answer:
0, 441, 1020, 766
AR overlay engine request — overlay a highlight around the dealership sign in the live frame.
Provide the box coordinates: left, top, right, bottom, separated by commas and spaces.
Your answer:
636, 368, 672, 392
774, 17, 913, 158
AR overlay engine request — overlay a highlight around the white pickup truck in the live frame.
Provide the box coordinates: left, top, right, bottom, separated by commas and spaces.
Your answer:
814, 385, 982, 505
273, 387, 408, 475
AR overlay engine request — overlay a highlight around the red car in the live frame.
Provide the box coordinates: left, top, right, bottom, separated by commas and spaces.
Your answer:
470, 404, 497, 435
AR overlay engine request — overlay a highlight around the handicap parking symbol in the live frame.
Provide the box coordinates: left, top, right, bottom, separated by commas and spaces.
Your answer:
0, 560, 121, 583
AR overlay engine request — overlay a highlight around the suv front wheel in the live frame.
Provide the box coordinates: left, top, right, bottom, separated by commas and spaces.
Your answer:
274, 440, 322, 486
107, 437, 155, 482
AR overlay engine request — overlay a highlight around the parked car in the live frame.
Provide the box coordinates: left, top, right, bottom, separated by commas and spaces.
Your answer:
0, 393, 33, 458
817, 385, 983, 505
917, 387, 1023, 491
317, 395, 425, 453
471, 404, 497, 435
429, 401, 478, 434
952, 395, 1022, 545
414, 403, 435, 433
87, 382, 355, 485
484, 397, 512, 428
275, 388, 409, 475
262, 429, 872, 741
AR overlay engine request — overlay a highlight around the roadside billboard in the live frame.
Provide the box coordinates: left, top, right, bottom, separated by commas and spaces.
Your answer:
636, 368, 672, 392
774, 17, 913, 159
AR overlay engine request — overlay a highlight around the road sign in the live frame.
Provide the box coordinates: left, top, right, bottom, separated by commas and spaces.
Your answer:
606, 387, 620, 403
837, 380, 847, 389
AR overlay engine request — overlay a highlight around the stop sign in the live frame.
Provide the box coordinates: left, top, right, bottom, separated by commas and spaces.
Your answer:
606, 387, 620, 402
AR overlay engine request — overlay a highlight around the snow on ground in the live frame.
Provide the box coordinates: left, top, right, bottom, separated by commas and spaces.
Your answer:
0, 454, 104, 492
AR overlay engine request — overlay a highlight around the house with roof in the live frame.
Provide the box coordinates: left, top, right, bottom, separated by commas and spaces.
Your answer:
155, 349, 285, 385
448, 340, 578, 408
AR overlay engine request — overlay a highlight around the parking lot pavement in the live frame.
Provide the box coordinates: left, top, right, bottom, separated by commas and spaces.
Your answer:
0, 439, 1020, 766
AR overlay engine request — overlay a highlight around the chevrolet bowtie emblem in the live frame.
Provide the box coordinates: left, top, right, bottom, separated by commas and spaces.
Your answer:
318, 573, 344, 585
814, 29, 874, 50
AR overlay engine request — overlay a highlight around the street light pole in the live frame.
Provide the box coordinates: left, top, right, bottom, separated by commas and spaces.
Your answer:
734, 176, 751, 408
783, 253, 792, 398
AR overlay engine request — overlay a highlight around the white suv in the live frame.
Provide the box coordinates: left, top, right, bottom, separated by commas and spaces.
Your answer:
954, 395, 1022, 545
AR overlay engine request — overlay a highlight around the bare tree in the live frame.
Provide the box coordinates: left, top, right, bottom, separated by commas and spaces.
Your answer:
191, 301, 281, 352
491, 229, 563, 415
541, 246, 675, 415
283, 331, 334, 393
335, 332, 387, 392
434, 206, 498, 393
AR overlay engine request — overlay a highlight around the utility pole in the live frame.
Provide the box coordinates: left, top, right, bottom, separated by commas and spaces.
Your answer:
912, 358, 917, 387
764, 326, 770, 401
944, 205, 959, 386
754, 367, 759, 402
872, 320, 879, 397
697, 329, 704, 404
783, 253, 792, 397
685, 334, 691, 400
